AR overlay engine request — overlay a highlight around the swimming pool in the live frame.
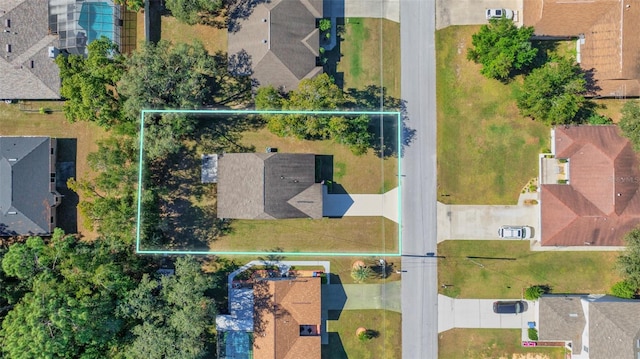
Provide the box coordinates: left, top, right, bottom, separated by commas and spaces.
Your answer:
78, 2, 114, 43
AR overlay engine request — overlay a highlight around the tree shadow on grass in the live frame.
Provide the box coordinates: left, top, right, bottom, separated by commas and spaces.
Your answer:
345, 85, 416, 158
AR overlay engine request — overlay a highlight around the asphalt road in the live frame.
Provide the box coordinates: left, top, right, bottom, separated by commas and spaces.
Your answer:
400, 0, 439, 358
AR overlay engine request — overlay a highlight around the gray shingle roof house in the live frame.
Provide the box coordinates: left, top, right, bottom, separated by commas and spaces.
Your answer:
0, 137, 61, 236
538, 294, 640, 358
0, 0, 61, 100
227, 0, 324, 91
217, 153, 322, 219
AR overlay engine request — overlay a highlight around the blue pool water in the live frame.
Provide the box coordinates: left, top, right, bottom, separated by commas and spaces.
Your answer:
78, 2, 114, 43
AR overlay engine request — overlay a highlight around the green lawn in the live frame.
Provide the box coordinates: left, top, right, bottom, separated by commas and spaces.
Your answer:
337, 18, 401, 99
439, 329, 566, 359
136, 11, 227, 54
211, 217, 398, 254
438, 241, 621, 298
324, 310, 401, 359
436, 26, 550, 205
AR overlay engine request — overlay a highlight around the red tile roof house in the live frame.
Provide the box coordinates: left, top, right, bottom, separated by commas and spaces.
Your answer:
539, 125, 640, 247
523, 0, 640, 97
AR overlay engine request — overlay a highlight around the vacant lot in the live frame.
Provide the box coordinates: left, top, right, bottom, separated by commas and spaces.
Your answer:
0, 102, 107, 237
439, 329, 565, 359
438, 240, 620, 299
324, 310, 401, 359
436, 26, 550, 205
336, 18, 401, 100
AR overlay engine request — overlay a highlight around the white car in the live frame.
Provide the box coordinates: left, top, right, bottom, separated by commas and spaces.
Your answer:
486, 8, 514, 20
498, 225, 532, 239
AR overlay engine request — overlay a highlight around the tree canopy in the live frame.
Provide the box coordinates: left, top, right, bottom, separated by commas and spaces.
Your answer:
255, 74, 373, 155
55, 37, 125, 127
165, 0, 225, 25
0, 229, 138, 358
117, 256, 215, 359
467, 18, 537, 81
619, 100, 640, 152
516, 57, 588, 125
617, 228, 640, 289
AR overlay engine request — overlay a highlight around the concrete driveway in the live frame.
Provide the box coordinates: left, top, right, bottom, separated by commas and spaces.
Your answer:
437, 202, 539, 242
436, 0, 523, 29
438, 295, 537, 332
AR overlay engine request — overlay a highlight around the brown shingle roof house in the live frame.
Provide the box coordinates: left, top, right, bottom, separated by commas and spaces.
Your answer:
252, 278, 321, 359
540, 125, 640, 246
538, 294, 640, 358
227, 0, 323, 91
523, 0, 640, 97
217, 153, 323, 220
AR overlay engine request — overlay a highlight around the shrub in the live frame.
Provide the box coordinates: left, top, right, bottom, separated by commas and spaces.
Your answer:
319, 18, 331, 32
610, 280, 636, 299
587, 113, 612, 125
524, 285, 547, 300
39, 107, 52, 114
319, 47, 325, 54
528, 328, 538, 341
351, 265, 373, 283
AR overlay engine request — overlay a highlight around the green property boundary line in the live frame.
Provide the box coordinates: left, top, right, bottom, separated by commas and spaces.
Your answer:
135, 109, 403, 257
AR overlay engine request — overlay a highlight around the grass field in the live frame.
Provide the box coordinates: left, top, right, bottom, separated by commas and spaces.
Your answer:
439, 329, 566, 359
438, 241, 621, 299
210, 217, 398, 254
594, 99, 627, 122
136, 12, 227, 54
323, 310, 401, 359
0, 102, 107, 237
337, 18, 401, 99
436, 26, 550, 205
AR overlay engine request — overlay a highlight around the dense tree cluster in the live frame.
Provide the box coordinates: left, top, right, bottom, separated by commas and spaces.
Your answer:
467, 18, 537, 81
255, 74, 378, 155
165, 0, 225, 26
516, 57, 589, 125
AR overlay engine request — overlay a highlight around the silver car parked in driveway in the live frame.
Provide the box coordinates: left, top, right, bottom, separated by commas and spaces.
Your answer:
498, 225, 532, 239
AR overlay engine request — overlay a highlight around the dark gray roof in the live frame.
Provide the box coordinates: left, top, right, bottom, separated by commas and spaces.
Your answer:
227, 0, 323, 90
0, 0, 61, 100
0, 137, 58, 235
217, 153, 322, 219
589, 295, 640, 359
538, 295, 586, 354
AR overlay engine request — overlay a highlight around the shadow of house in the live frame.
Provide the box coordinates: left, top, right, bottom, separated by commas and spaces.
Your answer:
217, 153, 325, 219
0, 137, 61, 236
228, 0, 324, 91
54, 138, 77, 234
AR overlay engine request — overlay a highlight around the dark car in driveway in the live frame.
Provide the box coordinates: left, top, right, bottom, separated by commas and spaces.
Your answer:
493, 300, 526, 314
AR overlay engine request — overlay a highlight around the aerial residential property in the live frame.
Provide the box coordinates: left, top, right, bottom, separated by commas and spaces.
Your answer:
539, 125, 640, 246
0, 0, 129, 101
227, 0, 324, 90
0, 136, 61, 236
